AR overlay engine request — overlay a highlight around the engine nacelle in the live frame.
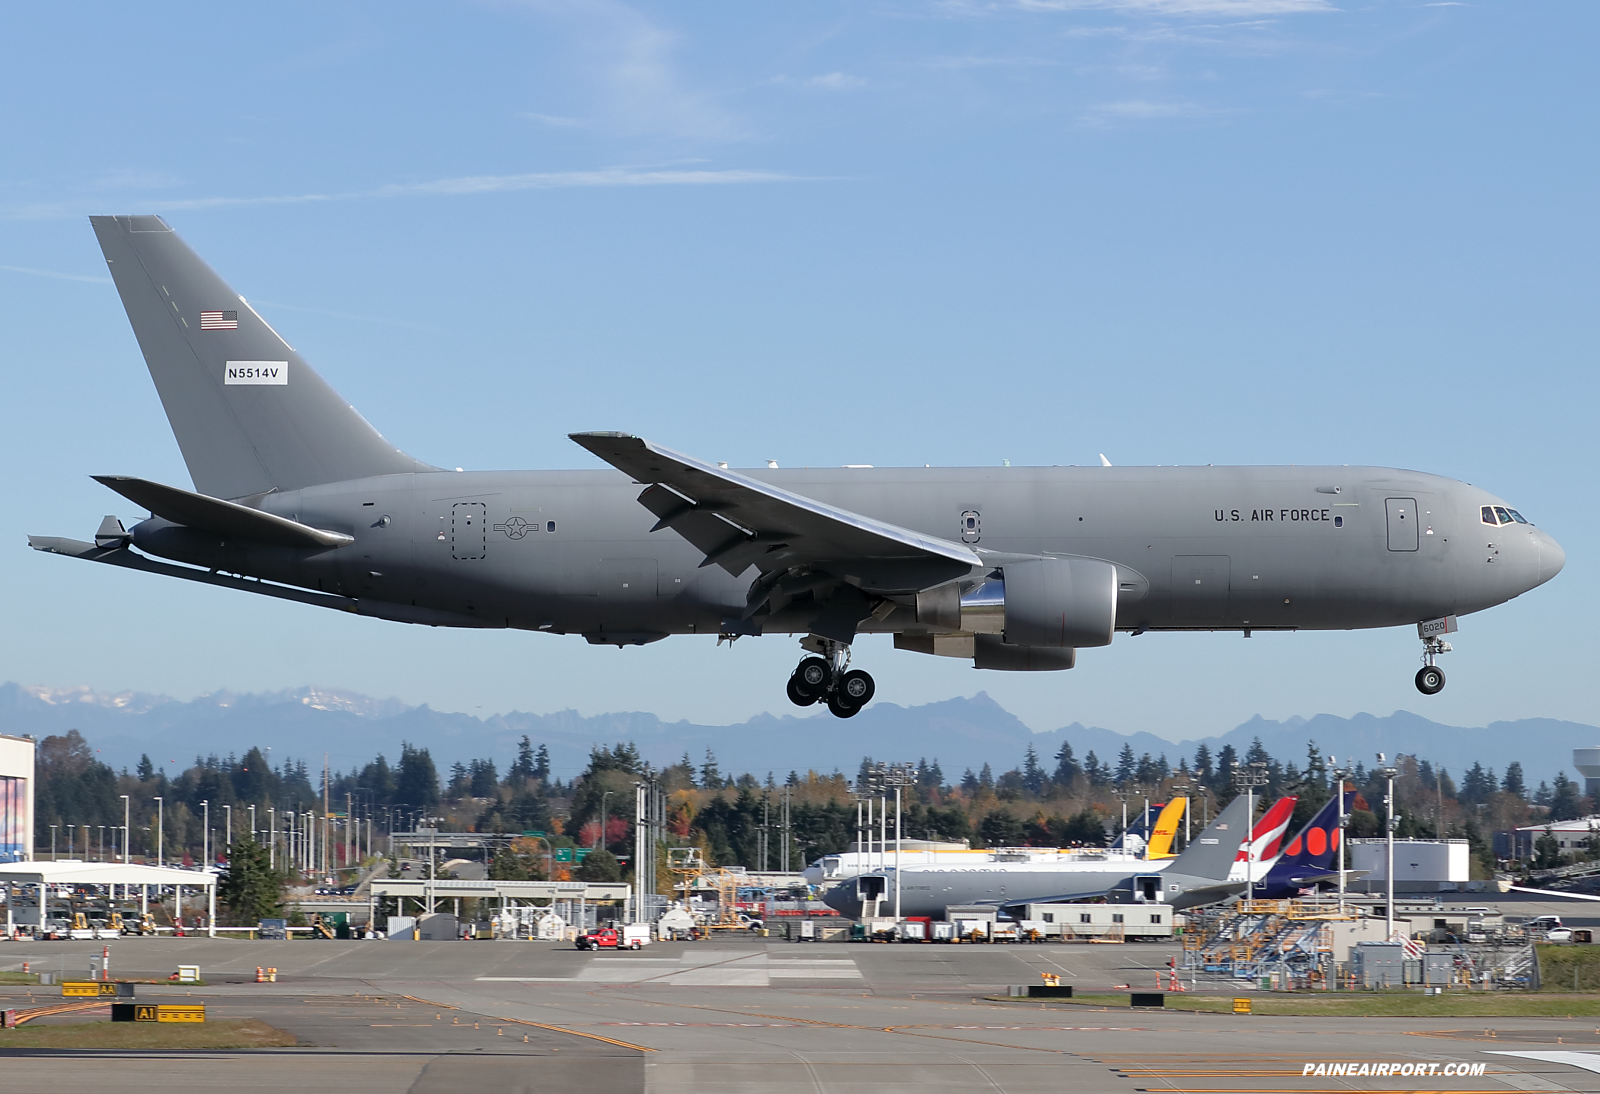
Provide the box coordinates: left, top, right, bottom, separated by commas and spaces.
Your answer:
1000, 557, 1118, 648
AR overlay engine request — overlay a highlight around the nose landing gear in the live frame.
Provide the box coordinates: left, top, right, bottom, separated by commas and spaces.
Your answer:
787, 639, 875, 718
1415, 637, 1450, 695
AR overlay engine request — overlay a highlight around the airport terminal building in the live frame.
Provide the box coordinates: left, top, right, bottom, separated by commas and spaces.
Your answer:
0, 733, 33, 863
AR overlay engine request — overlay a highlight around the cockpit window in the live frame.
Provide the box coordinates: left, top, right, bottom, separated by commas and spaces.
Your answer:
1483, 505, 1533, 526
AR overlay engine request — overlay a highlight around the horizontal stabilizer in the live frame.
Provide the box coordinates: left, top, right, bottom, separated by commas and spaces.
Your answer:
28, 535, 494, 628
92, 475, 353, 548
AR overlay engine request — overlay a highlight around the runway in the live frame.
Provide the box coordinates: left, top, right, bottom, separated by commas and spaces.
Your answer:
4, 937, 1599, 1092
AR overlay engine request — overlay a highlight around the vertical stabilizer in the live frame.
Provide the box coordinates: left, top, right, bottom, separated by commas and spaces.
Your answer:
91, 215, 433, 499
1168, 794, 1251, 881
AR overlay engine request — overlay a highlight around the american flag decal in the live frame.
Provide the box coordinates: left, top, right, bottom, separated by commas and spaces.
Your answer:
200, 310, 238, 330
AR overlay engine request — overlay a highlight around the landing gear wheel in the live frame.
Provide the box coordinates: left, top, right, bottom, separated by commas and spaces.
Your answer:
826, 691, 861, 719
1415, 666, 1446, 695
795, 657, 832, 695
838, 669, 875, 707
786, 674, 818, 707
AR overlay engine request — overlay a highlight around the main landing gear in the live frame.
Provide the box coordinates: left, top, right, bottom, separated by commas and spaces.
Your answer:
787, 639, 875, 718
1415, 636, 1451, 695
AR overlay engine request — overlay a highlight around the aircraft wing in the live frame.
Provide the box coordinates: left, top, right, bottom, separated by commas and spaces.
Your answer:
570, 433, 981, 597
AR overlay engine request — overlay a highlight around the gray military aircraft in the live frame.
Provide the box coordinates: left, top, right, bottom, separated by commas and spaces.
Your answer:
823, 793, 1254, 919
30, 217, 1566, 717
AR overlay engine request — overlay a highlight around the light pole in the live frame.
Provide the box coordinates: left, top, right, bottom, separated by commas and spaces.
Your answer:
224, 805, 231, 853
1233, 761, 1270, 902
1170, 782, 1194, 849
201, 801, 210, 868
49, 824, 57, 861
1375, 753, 1400, 941
1329, 756, 1352, 914
120, 795, 130, 862
153, 797, 164, 866
97, 825, 105, 862
883, 763, 916, 920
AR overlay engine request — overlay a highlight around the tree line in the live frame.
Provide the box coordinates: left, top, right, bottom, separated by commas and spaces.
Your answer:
26, 727, 1592, 891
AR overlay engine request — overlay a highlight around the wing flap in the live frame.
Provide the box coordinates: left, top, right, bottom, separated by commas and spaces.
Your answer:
571, 432, 979, 587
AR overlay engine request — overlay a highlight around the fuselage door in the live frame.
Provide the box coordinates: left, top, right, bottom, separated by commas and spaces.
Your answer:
452, 502, 487, 560
1385, 497, 1419, 552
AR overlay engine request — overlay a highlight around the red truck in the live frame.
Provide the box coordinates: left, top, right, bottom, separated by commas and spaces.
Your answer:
575, 924, 650, 950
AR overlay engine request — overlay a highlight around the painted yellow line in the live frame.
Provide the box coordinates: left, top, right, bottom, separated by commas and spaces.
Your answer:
495, 1016, 656, 1052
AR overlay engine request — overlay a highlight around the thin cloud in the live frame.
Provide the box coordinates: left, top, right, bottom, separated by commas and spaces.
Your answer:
516, 0, 741, 141
3, 166, 800, 220
0, 264, 111, 284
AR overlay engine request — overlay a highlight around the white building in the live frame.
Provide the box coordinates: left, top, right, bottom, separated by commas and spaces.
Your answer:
1515, 816, 1600, 853
1349, 838, 1469, 891
0, 734, 35, 863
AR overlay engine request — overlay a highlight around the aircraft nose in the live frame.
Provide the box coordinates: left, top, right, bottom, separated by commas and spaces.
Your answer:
1538, 530, 1567, 585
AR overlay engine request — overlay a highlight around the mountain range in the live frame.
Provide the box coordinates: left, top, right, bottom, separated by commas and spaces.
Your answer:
0, 682, 1591, 787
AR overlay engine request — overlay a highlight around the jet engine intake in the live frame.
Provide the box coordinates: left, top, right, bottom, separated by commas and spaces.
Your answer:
1001, 557, 1117, 648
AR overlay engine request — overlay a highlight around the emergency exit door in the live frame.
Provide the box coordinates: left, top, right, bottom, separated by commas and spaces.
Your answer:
1385, 498, 1419, 552
452, 502, 487, 560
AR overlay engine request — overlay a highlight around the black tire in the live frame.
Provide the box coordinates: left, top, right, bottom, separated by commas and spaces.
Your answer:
796, 657, 831, 694
787, 674, 818, 707
1415, 666, 1446, 695
826, 691, 860, 718
839, 669, 875, 707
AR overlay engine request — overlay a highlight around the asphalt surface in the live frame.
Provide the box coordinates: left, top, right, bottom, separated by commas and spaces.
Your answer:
4, 935, 1600, 1092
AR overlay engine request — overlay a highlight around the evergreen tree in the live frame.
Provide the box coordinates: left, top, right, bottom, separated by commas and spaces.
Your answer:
395, 742, 440, 811
1022, 746, 1045, 795
1053, 741, 1080, 785
533, 744, 551, 783
978, 763, 994, 790
488, 845, 530, 880
1534, 780, 1553, 806
1305, 741, 1327, 790
1502, 762, 1526, 799
1115, 743, 1137, 785
1215, 744, 1238, 789
1549, 773, 1582, 821
469, 758, 498, 798
960, 768, 980, 794
217, 834, 283, 925
1134, 753, 1158, 785
1534, 828, 1564, 870
1084, 751, 1104, 787
576, 848, 622, 882
137, 754, 155, 782
1193, 743, 1214, 786
700, 749, 722, 790
508, 737, 536, 784
978, 810, 1025, 847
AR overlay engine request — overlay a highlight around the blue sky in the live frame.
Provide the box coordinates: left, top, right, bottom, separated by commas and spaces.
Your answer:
1, 1, 1595, 743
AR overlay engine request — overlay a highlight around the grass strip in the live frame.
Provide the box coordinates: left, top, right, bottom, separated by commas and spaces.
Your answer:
0, 1018, 296, 1049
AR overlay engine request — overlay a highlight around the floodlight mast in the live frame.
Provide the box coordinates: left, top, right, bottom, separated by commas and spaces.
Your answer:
1328, 756, 1354, 915
1232, 762, 1270, 901
1375, 753, 1400, 940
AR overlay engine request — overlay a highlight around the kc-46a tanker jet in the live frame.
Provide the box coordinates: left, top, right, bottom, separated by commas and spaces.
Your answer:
30, 217, 1566, 717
